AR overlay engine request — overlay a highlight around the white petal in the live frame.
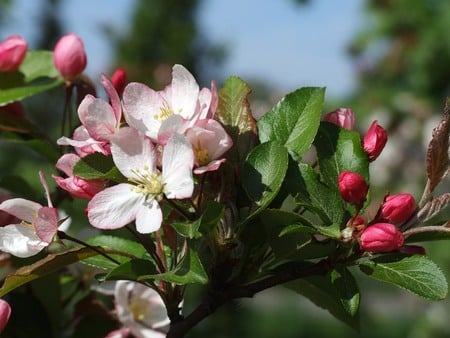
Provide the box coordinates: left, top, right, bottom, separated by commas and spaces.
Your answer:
87, 184, 144, 230
122, 82, 164, 140
0, 224, 47, 258
0, 198, 41, 224
101, 74, 122, 123
162, 134, 194, 199
110, 127, 157, 179
171, 64, 199, 119
135, 200, 162, 234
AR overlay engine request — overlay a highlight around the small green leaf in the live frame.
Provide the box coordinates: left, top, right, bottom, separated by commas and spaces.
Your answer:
279, 223, 341, 239
216, 76, 258, 166
139, 248, 208, 285
331, 268, 360, 317
258, 87, 325, 160
0, 247, 100, 297
104, 259, 158, 282
73, 153, 125, 182
242, 141, 288, 217
359, 254, 448, 300
83, 236, 147, 270
0, 51, 62, 105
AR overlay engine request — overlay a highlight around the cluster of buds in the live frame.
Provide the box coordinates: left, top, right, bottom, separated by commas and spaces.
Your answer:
328, 107, 415, 253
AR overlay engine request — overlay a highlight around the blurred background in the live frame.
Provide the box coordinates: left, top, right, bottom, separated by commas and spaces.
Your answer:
0, 0, 449, 337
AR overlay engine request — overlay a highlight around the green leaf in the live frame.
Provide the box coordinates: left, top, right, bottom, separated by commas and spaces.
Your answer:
286, 267, 359, 329
258, 87, 325, 160
216, 76, 258, 166
314, 122, 370, 190
297, 163, 344, 224
139, 248, 208, 285
331, 268, 360, 317
359, 254, 448, 300
0, 51, 62, 105
280, 223, 341, 239
242, 141, 288, 217
104, 259, 158, 282
83, 235, 148, 270
73, 153, 125, 182
0, 247, 100, 297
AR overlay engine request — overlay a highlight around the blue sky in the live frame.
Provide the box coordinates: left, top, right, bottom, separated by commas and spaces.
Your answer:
3, 0, 364, 98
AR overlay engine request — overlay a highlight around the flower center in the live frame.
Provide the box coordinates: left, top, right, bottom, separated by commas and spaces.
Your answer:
193, 145, 210, 166
153, 104, 173, 123
129, 166, 164, 199
129, 296, 150, 322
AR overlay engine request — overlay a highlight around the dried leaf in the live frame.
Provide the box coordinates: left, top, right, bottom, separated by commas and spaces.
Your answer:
417, 193, 450, 225
426, 99, 450, 193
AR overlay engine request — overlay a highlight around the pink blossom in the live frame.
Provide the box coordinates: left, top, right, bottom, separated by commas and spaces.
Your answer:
0, 299, 11, 333
360, 222, 404, 252
87, 127, 194, 233
363, 120, 388, 161
338, 171, 368, 208
53, 33, 87, 80
380, 193, 416, 224
0, 172, 70, 257
57, 75, 121, 155
323, 108, 355, 130
122, 64, 217, 141
53, 153, 105, 199
0, 34, 28, 72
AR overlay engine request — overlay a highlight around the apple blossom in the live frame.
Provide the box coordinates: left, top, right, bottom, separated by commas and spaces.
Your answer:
53, 33, 87, 80
122, 64, 217, 141
57, 74, 122, 155
360, 222, 404, 252
53, 153, 105, 199
87, 127, 194, 233
380, 193, 416, 224
338, 171, 369, 208
363, 120, 388, 161
0, 172, 70, 257
107, 281, 169, 338
0, 34, 28, 72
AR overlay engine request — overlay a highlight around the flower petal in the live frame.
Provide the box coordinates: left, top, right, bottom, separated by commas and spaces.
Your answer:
0, 198, 41, 224
162, 134, 194, 199
135, 200, 162, 233
101, 74, 122, 123
110, 127, 157, 179
87, 184, 144, 230
170, 64, 199, 120
35, 207, 58, 243
0, 224, 47, 257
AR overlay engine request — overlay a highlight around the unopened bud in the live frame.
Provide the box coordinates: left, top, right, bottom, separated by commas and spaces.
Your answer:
111, 68, 127, 96
53, 33, 87, 80
0, 299, 11, 333
360, 222, 404, 252
338, 171, 368, 207
380, 193, 416, 224
323, 108, 355, 130
363, 120, 388, 161
0, 35, 28, 72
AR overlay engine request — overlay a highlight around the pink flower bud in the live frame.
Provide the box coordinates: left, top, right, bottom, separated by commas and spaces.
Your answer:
363, 120, 388, 161
0, 299, 11, 333
380, 193, 416, 224
111, 67, 127, 96
0, 35, 28, 72
338, 171, 368, 207
53, 33, 87, 80
360, 222, 404, 252
323, 108, 355, 130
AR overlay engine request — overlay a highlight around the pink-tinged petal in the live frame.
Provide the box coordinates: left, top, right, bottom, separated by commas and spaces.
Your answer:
101, 74, 122, 122
194, 159, 226, 174
0, 223, 47, 257
105, 328, 132, 338
39, 171, 53, 208
196, 82, 217, 121
162, 134, 194, 199
110, 127, 157, 179
158, 114, 189, 145
0, 198, 41, 224
135, 200, 162, 234
55, 153, 80, 176
170, 64, 199, 120
57, 126, 109, 156
87, 184, 144, 230
53, 174, 104, 199
122, 82, 164, 140
81, 98, 118, 140
35, 207, 58, 243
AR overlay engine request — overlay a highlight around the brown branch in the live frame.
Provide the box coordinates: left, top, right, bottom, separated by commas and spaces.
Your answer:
166, 259, 332, 338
